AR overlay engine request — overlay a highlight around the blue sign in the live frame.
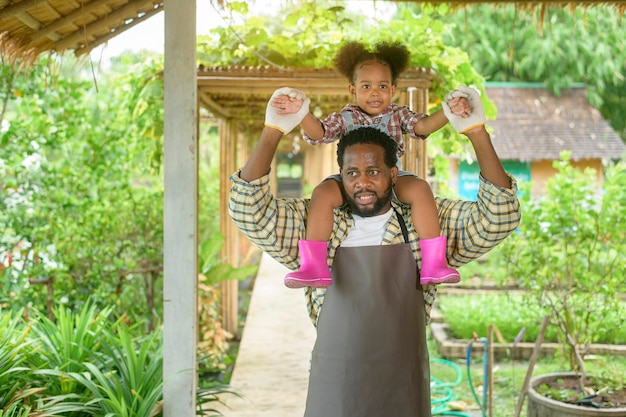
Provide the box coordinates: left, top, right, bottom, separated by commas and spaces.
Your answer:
458, 160, 530, 201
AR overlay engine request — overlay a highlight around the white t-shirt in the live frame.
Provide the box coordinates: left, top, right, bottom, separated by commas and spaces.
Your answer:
340, 208, 393, 247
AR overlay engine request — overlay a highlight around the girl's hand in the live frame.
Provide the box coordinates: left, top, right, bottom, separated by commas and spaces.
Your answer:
265, 87, 310, 134
443, 85, 486, 133
447, 96, 472, 118
271, 92, 305, 114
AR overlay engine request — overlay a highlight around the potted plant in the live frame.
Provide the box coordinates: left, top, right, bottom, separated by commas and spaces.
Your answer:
501, 154, 626, 415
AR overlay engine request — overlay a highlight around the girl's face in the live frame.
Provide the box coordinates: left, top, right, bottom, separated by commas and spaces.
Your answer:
349, 61, 396, 116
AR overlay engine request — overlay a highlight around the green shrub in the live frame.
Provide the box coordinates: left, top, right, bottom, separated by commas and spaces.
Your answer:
499, 157, 626, 374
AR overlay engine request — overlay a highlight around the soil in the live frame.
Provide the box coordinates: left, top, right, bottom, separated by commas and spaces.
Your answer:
538, 375, 626, 409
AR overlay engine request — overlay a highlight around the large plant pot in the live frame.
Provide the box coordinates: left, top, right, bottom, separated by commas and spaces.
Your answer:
528, 372, 626, 417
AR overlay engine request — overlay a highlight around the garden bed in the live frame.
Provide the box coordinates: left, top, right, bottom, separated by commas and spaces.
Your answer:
429, 321, 626, 361
429, 290, 626, 361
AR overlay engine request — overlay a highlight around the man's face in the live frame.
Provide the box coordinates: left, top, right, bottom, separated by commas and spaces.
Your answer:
340, 143, 397, 217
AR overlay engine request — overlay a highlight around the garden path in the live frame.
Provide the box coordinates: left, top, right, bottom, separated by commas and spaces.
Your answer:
212, 253, 315, 416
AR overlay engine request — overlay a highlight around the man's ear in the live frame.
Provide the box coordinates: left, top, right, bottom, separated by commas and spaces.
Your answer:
390, 165, 398, 185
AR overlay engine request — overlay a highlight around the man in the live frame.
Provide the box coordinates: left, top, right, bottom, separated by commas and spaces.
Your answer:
228, 87, 520, 417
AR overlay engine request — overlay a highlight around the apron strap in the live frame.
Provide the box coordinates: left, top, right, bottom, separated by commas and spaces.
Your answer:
393, 207, 410, 244
393, 207, 421, 284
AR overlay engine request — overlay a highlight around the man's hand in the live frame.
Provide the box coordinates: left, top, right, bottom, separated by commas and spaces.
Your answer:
264, 87, 311, 134
443, 85, 486, 134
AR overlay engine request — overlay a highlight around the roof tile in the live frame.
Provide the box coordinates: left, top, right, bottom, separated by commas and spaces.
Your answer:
486, 86, 626, 161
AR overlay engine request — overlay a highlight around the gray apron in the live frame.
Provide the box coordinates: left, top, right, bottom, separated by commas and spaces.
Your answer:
304, 211, 431, 417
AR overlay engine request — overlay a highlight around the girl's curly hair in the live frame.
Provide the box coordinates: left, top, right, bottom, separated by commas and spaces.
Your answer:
333, 40, 410, 85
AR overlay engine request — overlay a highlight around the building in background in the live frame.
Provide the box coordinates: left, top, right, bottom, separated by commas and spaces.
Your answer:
450, 83, 626, 200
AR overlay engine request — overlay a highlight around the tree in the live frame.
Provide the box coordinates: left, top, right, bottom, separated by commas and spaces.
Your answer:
0, 54, 165, 331
440, 3, 626, 140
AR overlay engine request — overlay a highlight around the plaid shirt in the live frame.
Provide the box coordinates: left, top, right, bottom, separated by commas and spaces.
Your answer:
229, 171, 520, 327
303, 103, 428, 157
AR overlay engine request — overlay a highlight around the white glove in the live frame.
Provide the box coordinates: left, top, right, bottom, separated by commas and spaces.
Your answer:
264, 87, 311, 134
445, 89, 468, 102
442, 85, 486, 134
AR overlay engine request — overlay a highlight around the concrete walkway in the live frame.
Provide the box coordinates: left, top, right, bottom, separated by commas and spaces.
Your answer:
213, 253, 316, 416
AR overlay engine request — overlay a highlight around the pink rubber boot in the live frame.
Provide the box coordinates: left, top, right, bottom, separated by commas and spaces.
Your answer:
419, 236, 461, 285
284, 240, 333, 289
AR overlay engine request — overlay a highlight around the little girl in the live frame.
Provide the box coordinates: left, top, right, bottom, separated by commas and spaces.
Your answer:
272, 41, 473, 289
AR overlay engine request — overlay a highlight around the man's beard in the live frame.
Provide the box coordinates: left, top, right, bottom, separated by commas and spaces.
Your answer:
345, 184, 393, 217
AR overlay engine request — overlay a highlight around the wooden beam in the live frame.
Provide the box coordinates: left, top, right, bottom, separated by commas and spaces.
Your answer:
403, 87, 429, 179
30, 0, 122, 42
198, 74, 433, 95
13, 11, 42, 30
197, 67, 434, 97
199, 91, 233, 119
0, 0, 47, 19
53, 0, 161, 51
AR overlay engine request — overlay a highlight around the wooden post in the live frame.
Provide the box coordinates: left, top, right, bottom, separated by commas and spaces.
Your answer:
237, 129, 252, 258
163, 0, 198, 415
303, 140, 337, 194
514, 316, 550, 417
219, 119, 239, 336
405, 87, 429, 179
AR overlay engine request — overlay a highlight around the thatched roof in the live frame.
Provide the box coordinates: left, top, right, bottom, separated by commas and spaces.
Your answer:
486, 84, 626, 162
0, 0, 163, 60
0, 1, 624, 59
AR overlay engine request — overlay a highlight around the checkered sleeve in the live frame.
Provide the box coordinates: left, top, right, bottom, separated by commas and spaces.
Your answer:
303, 112, 345, 145
228, 171, 309, 270
396, 105, 428, 141
437, 173, 521, 267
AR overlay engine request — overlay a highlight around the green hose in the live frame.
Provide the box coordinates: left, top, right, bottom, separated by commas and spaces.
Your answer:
430, 358, 473, 416
466, 341, 489, 417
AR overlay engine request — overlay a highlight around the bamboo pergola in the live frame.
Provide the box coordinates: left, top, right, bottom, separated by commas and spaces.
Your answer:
197, 65, 436, 334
